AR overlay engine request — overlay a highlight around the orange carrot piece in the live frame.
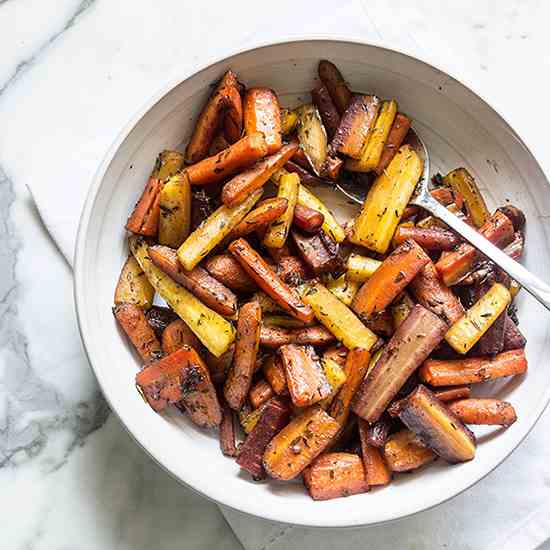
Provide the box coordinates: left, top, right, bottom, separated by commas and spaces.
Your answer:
229, 238, 314, 323
249, 379, 275, 409
433, 386, 471, 402
435, 211, 514, 286
113, 303, 162, 362
419, 349, 527, 386
230, 198, 288, 238
125, 177, 162, 236
447, 398, 517, 426
303, 452, 369, 500
352, 239, 430, 320
221, 143, 298, 207
393, 226, 461, 251
358, 419, 391, 486
186, 132, 268, 186
244, 87, 282, 154
263, 355, 289, 395
374, 113, 411, 175
161, 319, 201, 355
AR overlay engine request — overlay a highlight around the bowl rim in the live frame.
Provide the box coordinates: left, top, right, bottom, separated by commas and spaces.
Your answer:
74, 35, 550, 528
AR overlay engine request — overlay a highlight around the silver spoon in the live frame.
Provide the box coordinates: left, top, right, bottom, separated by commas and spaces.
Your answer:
336, 126, 550, 311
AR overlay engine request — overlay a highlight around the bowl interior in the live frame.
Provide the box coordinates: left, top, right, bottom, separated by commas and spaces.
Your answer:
75, 39, 550, 527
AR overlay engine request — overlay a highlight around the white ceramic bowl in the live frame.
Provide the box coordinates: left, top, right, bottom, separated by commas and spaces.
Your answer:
75, 38, 550, 527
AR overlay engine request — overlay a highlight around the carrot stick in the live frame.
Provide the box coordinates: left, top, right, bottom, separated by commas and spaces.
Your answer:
125, 177, 162, 236
229, 238, 314, 323
303, 452, 369, 500
447, 398, 517, 426
230, 198, 288, 238
358, 419, 391, 486
435, 211, 514, 285
221, 143, 298, 207
113, 303, 162, 362
419, 349, 527, 386
311, 85, 341, 139
393, 226, 460, 251
224, 301, 262, 411
263, 355, 288, 395
260, 325, 336, 348
352, 239, 430, 320
244, 87, 282, 154
374, 113, 411, 175
204, 254, 257, 294
219, 400, 238, 457
249, 379, 275, 409
293, 203, 324, 234
185, 69, 241, 163
161, 319, 201, 354
433, 386, 471, 402
186, 132, 268, 186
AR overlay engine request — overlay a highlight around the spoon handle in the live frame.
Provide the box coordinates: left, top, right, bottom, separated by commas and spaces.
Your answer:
416, 194, 550, 311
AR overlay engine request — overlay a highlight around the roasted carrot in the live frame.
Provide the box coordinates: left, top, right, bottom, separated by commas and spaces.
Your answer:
435, 210, 514, 285
318, 60, 352, 114
230, 198, 288, 239
229, 238, 314, 323
222, 79, 243, 144
358, 419, 392, 486
447, 398, 517, 427
323, 345, 348, 368
419, 349, 528, 386
330, 94, 380, 159
113, 303, 162, 362
263, 355, 288, 395
244, 87, 282, 154
237, 397, 290, 479
219, 399, 238, 457
364, 415, 393, 448
397, 385, 476, 463
433, 386, 471, 402
263, 405, 341, 480
115, 255, 155, 310
260, 325, 336, 348
352, 305, 448, 424
291, 229, 343, 276
409, 262, 465, 326
293, 204, 324, 234
186, 132, 268, 186
303, 452, 369, 500
352, 239, 430, 320
149, 245, 238, 317
205, 345, 234, 385
502, 315, 526, 351
221, 143, 298, 207
383, 429, 436, 472
276, 255, 311, 286
224, 301, 262, 411
311, 85, 341, 139
279, 344, 331, 407
285, 160, 328, 187
393, 226, 461, 251
126, 151, 185, 236
249, 379, 275, 410
374, 113, 411, 175
329, 348, 371, 427
162, 319, 201, 354
185, 69, 241, 163
497, 205, 525, 231
204, 253, 257, 294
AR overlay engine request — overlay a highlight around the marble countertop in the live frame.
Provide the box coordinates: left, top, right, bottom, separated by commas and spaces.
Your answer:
2, 1, 550, 549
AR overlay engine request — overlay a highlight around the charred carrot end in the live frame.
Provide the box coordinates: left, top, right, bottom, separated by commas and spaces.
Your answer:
303, 452, 369, 500
397, 385, 476, 463
244, 87, 282, 154
279, 344, 331, 407
263, 405, 340, 480
293, 204, 324, 234
374, 113, 411, 175
358, 420, 391, 486
185, 69, 241, 164
383, 429, 436, 472
221, 142, 299, 208
237, 397, 290, 479
230, 198, 288, 239
419, 349, 528, 386
435, 210, 514, 286
352, 305, 448, 424
125, 177, 162, 236
447, 398, 517, 427
352, 239, 430, 320
229, 238, 314, 323
186, 132, 268, 186
113, 303, 162, 363
224, 301, 262, 411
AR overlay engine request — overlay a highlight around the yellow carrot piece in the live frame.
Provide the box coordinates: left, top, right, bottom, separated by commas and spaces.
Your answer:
263, 173, 299, 248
